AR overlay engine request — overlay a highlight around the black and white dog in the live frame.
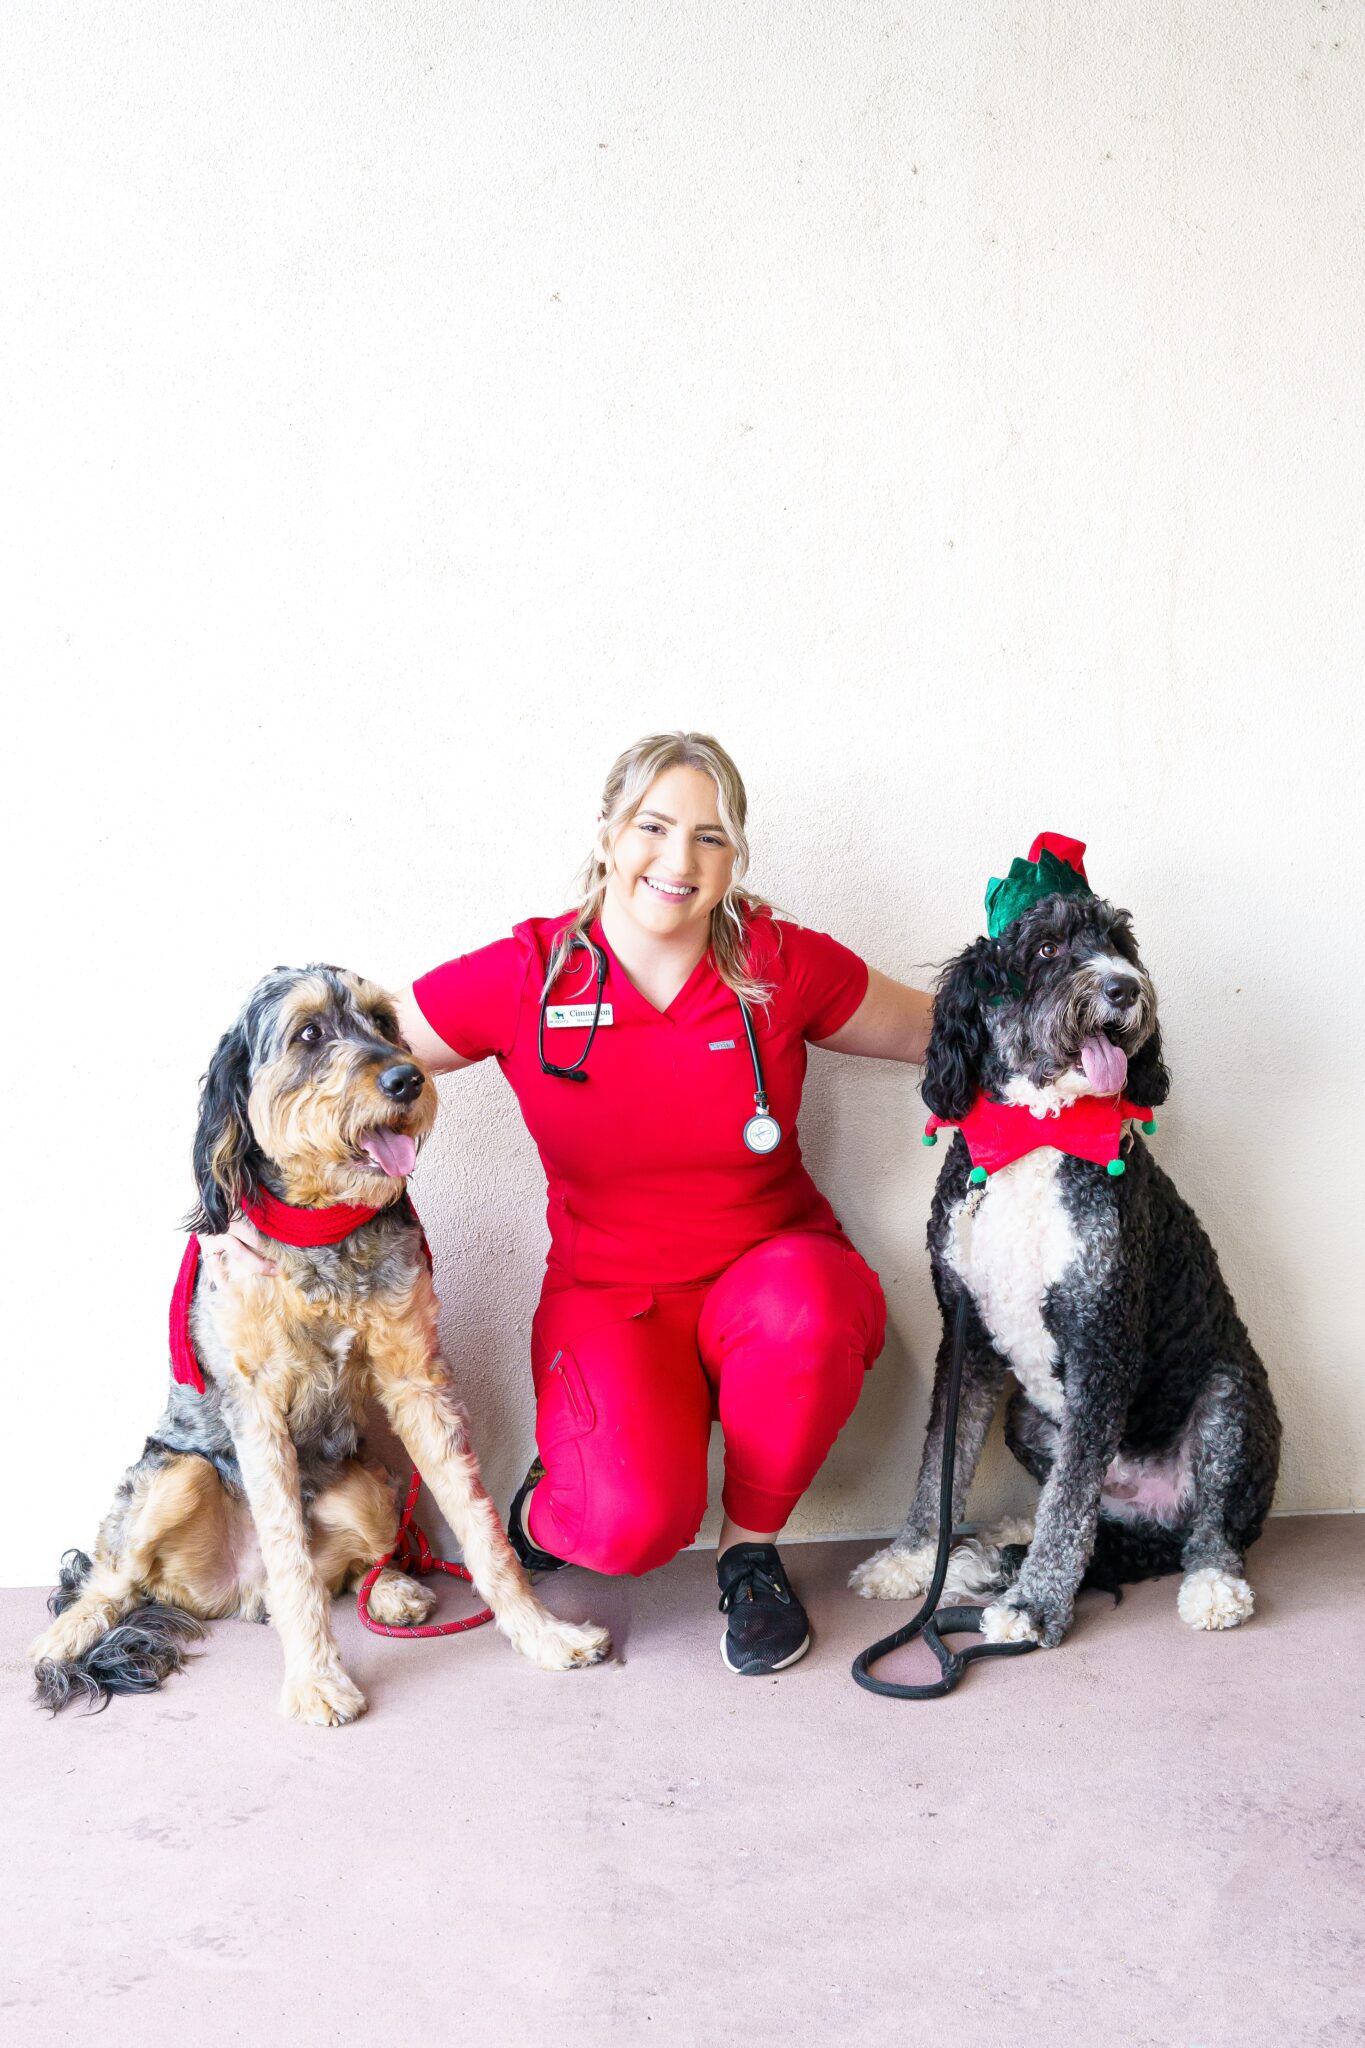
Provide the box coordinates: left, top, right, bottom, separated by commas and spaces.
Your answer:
852, 888, 1281, 1646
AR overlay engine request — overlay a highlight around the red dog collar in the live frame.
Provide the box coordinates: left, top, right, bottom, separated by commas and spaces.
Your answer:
239, 1188, 381, 1245
924, 1092, 1156, 1184
169, 1190, 387, 1395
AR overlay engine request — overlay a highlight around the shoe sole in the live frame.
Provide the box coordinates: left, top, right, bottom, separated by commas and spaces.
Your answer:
719, 1628, 812, 1676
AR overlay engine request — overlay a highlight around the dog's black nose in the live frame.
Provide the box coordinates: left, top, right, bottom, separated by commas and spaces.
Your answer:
377, 1062, 425, 1104
1103, 974, 1140, 1010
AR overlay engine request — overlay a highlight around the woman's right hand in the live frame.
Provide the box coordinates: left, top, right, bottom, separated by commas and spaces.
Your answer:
199, 1222, 278, 1287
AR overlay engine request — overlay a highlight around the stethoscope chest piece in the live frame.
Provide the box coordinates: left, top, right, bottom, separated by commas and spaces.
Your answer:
742, 1111, 782, 1155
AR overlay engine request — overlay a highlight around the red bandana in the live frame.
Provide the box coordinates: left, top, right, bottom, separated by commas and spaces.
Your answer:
168, 1189, 389, 1395
924, 1092, 1155, 1182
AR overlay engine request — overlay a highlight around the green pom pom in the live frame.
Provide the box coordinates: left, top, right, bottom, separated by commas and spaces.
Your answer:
922, 1131, 938, 1147
1141, 1118, 1158, 1135
968, 1165, 988, 1185
1107, 1157, 1126, 1177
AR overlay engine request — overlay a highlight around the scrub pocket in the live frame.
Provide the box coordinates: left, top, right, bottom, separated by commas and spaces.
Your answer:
529, 1283, 654, 1450
533, 1344, 597, 1450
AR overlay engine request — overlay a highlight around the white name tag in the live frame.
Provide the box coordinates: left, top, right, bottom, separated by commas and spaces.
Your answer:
546, 1004, 614, 1029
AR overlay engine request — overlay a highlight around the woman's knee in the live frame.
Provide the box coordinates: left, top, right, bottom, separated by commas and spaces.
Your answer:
706, 1233, 885, 1365
569, 1475, 707, 1577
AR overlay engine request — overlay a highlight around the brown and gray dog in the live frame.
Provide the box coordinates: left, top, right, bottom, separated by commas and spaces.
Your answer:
30, 965, 610, 1725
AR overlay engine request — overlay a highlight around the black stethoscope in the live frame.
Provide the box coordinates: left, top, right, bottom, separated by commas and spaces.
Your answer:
537, 938, 782, 1156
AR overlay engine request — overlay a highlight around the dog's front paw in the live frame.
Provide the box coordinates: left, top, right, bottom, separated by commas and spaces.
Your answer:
980, 1595, 1044, 1646
1177, 1568, 1255, 1631
981, 1582, 1073, 1648
517, 1616, 612, 1671
849, 1541, 937, 1600
280, 1668, 367, 1726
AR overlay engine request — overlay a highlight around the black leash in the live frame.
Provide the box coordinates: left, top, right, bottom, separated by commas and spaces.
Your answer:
851, 1291, 1040, 1700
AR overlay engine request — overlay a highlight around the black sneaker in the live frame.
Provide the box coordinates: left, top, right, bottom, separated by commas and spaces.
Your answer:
508, 1458, 567, 1575
717, 1544, 811, 1674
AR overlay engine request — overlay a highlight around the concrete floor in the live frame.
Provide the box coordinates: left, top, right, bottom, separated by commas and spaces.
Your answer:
2, 1515, 1362, 2048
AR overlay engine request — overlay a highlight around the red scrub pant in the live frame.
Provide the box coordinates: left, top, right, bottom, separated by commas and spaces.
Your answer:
525, 1231, 887, 1576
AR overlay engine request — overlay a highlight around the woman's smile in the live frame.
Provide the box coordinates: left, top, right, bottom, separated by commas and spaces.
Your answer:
603, 762, 738, 948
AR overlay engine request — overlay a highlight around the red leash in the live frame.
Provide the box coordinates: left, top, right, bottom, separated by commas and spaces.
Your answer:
355, 1466, 494, 1638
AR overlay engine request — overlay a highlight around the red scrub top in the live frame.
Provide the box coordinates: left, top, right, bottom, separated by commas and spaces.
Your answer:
411, 912, 869, 1287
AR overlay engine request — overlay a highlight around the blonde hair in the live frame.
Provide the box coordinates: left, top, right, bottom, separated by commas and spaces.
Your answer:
546, 731, 775, 1006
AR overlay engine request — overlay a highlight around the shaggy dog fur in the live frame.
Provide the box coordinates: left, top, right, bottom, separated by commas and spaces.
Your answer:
31, 966, 609, 1724
851, 893, 1281, 1646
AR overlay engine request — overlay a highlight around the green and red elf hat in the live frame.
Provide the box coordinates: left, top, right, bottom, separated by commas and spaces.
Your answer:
985, 832, 1093, 940
923, 830, 1160, 1183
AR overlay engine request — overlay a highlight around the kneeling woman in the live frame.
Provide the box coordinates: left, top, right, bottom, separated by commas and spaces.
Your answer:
399, 732, 931, 1675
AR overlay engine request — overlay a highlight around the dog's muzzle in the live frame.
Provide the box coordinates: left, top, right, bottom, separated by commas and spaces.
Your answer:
377, 1063, 425, 1105
1102, 974, 1140, 1012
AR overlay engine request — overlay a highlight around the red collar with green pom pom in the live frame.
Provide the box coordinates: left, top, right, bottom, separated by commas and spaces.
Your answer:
924, 1093, 1157, 1184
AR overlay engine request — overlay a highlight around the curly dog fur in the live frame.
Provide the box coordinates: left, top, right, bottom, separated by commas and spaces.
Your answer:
852, 892, 1281, 1647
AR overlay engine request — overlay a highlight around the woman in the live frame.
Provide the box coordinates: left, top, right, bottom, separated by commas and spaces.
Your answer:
219, 733, 932, 1675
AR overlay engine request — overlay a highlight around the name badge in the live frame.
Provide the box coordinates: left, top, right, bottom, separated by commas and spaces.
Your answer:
546, 1004, 614, 1029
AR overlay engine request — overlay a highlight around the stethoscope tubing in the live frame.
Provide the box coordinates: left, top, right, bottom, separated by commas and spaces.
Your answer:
536, 940, 608, 1083
538, 937, 778, 1148
736, 995, 770, 1116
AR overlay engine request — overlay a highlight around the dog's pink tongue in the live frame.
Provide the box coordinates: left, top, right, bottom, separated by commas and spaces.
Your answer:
1079, 1035, 1128, 1095
361, 1129, 417, 1178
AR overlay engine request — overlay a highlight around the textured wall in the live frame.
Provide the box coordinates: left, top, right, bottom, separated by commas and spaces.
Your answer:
3, 1, 1361, 1584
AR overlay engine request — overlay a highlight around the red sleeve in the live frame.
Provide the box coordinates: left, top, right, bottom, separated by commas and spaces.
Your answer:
410, 936, 532, 1063
769, 920, 870, 1042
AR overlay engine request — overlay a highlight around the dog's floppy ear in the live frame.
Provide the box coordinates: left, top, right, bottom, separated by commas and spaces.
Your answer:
188, 1022, 259, 1233
922, 936, 1002, 1123
1126, 1020, 1170, 1108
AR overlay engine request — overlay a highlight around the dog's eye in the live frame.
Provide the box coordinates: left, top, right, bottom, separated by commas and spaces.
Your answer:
295, 1021, 325, 1045
1038, 941, 1060, 960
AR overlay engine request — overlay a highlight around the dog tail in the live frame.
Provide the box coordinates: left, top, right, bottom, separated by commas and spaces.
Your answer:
32, 1550, 204, 1715
1081, 1517, 1184, 1598
958, 1517, 1182, 1607
939, 1517, 1038, 1600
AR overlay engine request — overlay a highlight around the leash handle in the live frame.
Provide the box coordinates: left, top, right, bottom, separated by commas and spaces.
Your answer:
356, 1466, 495, 1639
851, 1282, 1038, 1700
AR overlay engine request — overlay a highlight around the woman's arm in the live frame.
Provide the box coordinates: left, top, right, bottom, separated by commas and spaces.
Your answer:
813, 968, 933, 1066
395, 984, 477, 1075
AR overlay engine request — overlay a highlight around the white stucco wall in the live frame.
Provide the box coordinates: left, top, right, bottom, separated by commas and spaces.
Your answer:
2, 1, 1360, 1586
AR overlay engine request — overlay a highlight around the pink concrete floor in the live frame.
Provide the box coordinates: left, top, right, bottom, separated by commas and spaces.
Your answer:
3, 1515, 1361, 2048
